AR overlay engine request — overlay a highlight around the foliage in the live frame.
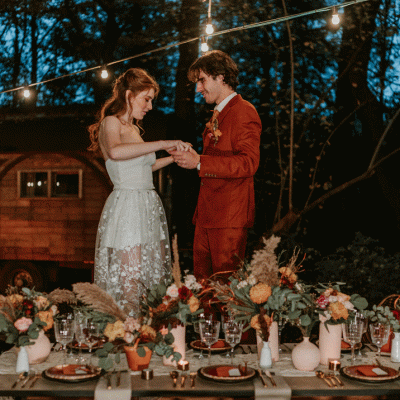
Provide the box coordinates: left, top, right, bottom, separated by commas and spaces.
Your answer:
0, 287, 55, 347
364, 305, 400, 333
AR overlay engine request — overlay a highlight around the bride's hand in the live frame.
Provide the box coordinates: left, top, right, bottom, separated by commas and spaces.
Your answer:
165, 140, 192, 152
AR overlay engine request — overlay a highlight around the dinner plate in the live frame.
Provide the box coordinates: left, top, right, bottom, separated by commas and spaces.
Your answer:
190, 339, 231, 352
198, 364, 256, 383
341, 364, 400, 383
43, 364, 104, 383
67, 341, 104, 352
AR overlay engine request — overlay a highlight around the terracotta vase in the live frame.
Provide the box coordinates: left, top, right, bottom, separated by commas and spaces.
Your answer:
291, 337, 320, 371
256, 321, 279, 362
124, 346, 152, 371
15, 330, 52, 365
163, 323, 186, 366
319, 322, 342, 365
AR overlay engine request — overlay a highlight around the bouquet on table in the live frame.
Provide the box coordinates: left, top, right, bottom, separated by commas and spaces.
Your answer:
0, 286, 56, 347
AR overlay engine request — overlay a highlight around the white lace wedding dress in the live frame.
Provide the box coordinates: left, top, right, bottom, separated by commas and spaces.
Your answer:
94, 154, 171, 317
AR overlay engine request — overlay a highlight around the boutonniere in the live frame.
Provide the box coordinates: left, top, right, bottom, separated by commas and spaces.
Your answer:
205, 110, 222, 146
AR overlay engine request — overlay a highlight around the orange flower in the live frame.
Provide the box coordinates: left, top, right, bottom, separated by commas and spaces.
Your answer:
37, 310, 54, 331
250, 314, 271, 331
188, 295, 200, 313
249, 283, 272, 304
328, 302, 349, 321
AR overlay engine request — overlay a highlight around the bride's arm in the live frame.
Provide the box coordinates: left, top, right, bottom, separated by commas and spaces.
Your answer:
100, 116, 188, 160
152, 156, 174, 172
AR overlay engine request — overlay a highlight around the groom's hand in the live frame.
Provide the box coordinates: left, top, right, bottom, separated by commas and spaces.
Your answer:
171, 149, 200, 169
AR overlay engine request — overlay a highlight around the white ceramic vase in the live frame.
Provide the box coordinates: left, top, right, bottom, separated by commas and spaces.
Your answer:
163, 323, 186, 366
391, 332, 400, 362
291, 337, 320, 371
256, 321, 279, 361
319, 322, 342, 365
259, 341, 272, 369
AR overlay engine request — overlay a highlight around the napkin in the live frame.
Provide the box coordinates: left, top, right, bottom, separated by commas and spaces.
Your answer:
254, 375, 291, 400
94, 371, 131, 400
356, 365, 388, 377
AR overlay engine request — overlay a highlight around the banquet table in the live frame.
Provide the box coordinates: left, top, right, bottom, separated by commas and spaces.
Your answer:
1, 343, 400, 399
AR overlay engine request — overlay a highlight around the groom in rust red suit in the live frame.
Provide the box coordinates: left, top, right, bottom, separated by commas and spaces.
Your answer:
172, 50, 262, 281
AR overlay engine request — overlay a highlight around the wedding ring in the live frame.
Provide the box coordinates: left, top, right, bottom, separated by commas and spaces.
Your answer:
141, 369, 153, 380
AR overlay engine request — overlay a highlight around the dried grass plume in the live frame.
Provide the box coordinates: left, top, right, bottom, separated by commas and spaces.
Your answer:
48, 288, 77, 305
171, 234, 182, 288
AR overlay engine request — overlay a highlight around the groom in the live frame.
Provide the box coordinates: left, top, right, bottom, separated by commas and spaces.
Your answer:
172, 50, 262, 281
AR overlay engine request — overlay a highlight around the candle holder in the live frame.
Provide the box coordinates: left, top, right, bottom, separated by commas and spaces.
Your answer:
178, 360, 190, 371
141, 368, 154, 380
328, 358, 341, 375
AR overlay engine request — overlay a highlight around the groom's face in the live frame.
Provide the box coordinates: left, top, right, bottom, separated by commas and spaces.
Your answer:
196, 70, 223, 105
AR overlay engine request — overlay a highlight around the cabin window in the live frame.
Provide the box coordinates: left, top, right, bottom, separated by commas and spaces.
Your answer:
18, 170, 82, 199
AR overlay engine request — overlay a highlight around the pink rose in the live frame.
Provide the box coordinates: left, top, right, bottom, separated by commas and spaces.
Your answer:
317, 295, 329, 309
14, 317, 33, 332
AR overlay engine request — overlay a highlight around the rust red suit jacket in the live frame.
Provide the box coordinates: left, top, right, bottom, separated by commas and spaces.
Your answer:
193, 94, 262, 228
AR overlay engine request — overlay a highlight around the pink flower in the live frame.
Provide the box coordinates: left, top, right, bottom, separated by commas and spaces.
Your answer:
14, 317, 33, 332
317, 295, 329, 309
124, 332, 135, 344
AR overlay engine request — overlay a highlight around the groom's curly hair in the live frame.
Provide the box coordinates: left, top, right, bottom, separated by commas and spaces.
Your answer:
188, 50, 239, 90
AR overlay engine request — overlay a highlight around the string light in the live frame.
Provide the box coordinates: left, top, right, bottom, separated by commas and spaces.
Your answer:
100, 65, 109, 79
206, 17, 214, 35
331, 6, 340, 25
201, 36, 209, 52
23, 87, 31, 98
0, 0, 370, 97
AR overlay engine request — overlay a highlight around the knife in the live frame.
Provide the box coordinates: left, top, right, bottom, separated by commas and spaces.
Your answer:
264, 370, 277, 387
258, 369, 268, 387
106, 372, 112, 390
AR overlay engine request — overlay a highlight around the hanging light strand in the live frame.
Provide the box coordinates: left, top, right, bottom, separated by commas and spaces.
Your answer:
0, 0, 370, 97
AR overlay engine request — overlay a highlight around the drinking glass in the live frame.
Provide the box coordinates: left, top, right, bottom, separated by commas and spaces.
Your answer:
355, 312, 368, 361
83, 320, 101, 366
54, 318, 75, 365
199, 320, 220, 364
223, 320, 243, 364
342, 319, 364, 365
193, 313, 213, 359
369, 322, 391, 362
73, 313, 87, 364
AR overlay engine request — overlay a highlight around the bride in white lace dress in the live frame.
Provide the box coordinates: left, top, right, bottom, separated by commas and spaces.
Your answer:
88, 68, 191, 317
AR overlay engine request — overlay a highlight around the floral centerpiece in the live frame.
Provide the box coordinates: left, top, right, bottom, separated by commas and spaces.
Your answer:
0, 287, 56, 347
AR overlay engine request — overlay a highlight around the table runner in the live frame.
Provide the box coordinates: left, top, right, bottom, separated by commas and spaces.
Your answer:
254, 375, 291, 400
95, 371, 131, 400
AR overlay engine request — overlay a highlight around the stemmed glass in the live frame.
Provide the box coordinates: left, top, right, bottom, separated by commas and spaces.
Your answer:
342, 319, 364, 365
369, 322, 391, 362
73, 312, 87, 364
223, 320, 243, 364
83, 320, 101, 366
355, 312, 368, 361
54, 318, 75, 365
193, 313, 213, 359
199, 320, 220, 364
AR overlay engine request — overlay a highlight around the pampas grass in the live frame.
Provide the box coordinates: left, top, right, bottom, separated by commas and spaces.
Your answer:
48, 288, 77, 305
72, 282, 127, 321
0, 296, 16, 323
171, 234, 182, 288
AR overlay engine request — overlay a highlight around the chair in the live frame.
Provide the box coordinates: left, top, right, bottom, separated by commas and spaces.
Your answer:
378, 294, 400, 309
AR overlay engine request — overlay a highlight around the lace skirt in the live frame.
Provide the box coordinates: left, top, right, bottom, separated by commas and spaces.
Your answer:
94, 189, 171, 317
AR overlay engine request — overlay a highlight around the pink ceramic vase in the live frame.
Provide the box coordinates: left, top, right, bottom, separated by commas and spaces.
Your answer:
291, 337, 320, 371
17, 330, 52, 365
163, 323, 186, 366
319, 322, 342, 365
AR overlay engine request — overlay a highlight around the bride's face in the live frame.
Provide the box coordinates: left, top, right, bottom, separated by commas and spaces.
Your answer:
128, 88, 155, 120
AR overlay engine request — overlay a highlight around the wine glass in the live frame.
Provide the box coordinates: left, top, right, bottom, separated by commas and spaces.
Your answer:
223, 320, 243, 364
193, 313, 213, 359
83, 320, 101, 366
54, 318, 75, 365
355, 312, 368, 361
199, 320, 220, 364
73, 313, 87, 364
369, 322, 391, 362
342, 319, 364, 365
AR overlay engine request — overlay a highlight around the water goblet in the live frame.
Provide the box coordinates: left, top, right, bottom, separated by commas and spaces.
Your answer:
369, 322, 391, 362
83, 320, 101, 366
199, 320, 220, 365
223, 320, 243, 364
193, 313, 213, 359
342, 320, 364, 365
73, 315, 87, 364
54, 318, 75, 365
354, 312, 368, 361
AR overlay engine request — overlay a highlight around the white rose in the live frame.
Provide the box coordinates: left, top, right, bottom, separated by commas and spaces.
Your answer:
166, 284, 179, 298
343, 300, 354, 310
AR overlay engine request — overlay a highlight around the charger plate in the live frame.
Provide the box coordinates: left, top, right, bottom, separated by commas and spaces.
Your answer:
190, 339, 231, 352
341, 364, 400, 383
198, 364, 256, 383
67, 341, 104, 352
43, 364, 103, 383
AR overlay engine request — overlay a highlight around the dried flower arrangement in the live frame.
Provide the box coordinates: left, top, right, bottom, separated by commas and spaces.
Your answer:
0, 287, 56, 347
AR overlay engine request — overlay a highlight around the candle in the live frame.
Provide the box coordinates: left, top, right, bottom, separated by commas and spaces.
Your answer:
328, 358, 341, 373
178, 360, 190, 371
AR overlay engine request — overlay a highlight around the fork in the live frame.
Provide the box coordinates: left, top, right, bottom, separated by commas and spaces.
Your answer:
12, 372, 27, 389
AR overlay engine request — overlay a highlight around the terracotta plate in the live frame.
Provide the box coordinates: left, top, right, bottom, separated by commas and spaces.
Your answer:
190, 339, 231, 352
43, 364, 103, 383
198, 364, 256, 383
341, 364, 400, 383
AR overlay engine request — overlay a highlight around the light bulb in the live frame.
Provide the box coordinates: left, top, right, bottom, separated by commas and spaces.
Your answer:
331, 7, 340, 25
206, 23, 214, 35
23, 88, 31, 98
201, 41, 209, 52
101, 67, 109, 79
